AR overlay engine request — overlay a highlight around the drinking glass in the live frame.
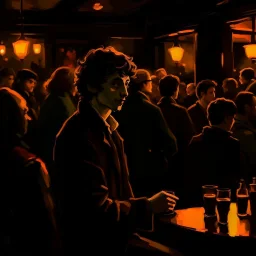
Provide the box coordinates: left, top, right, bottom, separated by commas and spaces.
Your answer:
202, 185, 218, 217
216, 188, 231, 225
164, 190, 176, 215
249, 184, 256, 216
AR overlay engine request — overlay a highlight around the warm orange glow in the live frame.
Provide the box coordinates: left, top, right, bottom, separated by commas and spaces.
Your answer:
33, 44, 41, 54
244, 44, 256, 59
93, 3, 103, 10
168, 33, 178, 37
167, 203, 250, 237
0, 45, 6, 56
13, 39, 29, 59
168, 46, 184, 62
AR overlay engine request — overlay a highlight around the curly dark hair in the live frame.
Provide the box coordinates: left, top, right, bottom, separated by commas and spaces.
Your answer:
75, 46, 137, 99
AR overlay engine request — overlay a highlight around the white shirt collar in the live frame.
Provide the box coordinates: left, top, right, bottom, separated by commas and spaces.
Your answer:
91, 105, 119, 133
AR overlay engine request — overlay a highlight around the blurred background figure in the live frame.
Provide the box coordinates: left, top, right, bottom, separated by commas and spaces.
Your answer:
12, 69, 39, 150
0, 67, 15, 88
184, 82, 197, 108
150, 74, 161, 104
36, 66, 77, 176
155, 68, 167, 81
222, 78, 238, 101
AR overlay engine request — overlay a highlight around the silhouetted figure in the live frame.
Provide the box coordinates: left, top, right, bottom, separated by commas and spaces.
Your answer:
117, 69, 177, 197
222, 78, 238, 101
185, 98, 241, 207
188, 80, 216, 134
0, 87, 59, 255
37, 67, 77, 175
238, 67, 255, 92
0, 67, 15, 88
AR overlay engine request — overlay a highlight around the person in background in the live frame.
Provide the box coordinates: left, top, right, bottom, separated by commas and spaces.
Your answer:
157, 75, 194, 197
150, 74, 161, 104
0, 67, 15, 88
12, 69, 39, 119
188, 80, 216, 134
36, 67, 77, 176
155, 68, 167, 81
0, 86, 59, 255
185, 98, 241, 207
117, 68, 177, 197
12, 69, 39, 150
176, 82, 187, 106
233, 92, 256, 181
238, 67, 255, 92
184, 82, 197, 108
222, 78, 238, 101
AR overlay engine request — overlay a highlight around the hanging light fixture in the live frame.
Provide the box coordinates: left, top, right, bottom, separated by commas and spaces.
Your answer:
93, 3, 103, 11
0, 41, 6, 56
13, 0, 29, 60
244, 44, 256, 60
33, 43, 41, 54
244, 16, 256, 61
168, 40, 184, 63
13, 36, 29, 60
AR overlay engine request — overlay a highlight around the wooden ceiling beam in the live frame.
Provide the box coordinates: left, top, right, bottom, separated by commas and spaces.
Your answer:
51, 0, 88, 12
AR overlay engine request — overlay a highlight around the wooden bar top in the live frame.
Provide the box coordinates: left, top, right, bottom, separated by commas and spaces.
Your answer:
161, 203, 256, 238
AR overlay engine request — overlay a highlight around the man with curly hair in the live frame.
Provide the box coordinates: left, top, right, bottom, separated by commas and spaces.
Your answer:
53, 46, 179, 255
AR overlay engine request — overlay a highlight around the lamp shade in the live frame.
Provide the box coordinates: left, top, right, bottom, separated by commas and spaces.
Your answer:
33, 43, 41, 54
13, 39, 29, 59
93, 3, 103, 10
168, 46, 184, 62
0, 45, 6, 56
244, 44, 256, 59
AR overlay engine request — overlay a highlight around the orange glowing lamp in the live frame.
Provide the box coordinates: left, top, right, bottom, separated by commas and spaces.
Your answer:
93, 3, 103, 11
244, 44, 256, 59
13, 35, 29, 60
0, 45, 6, 56
33, 43, 41, 54
168, 45, 184, 62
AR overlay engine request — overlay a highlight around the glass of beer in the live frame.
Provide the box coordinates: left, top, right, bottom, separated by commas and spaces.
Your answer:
217, 188, 231, 225
249, 184, 256, 216
202, 185, 218, 217
164, 190, 176, 215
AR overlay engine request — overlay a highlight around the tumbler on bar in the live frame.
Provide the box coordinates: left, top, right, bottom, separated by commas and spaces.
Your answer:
217, 188, 231, 225
249, 183, 256, 216
202, 185, 218, 217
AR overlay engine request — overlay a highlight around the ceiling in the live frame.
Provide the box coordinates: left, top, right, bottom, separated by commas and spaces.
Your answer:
10, 0, 151, 14
11, 0, 61, 10
3, 0, 256, 40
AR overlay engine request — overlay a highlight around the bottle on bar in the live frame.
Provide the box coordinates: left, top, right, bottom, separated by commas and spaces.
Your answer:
236, 179, 249, 217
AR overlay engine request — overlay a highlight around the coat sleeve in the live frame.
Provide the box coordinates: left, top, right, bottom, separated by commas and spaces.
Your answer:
53, 135, 154, 232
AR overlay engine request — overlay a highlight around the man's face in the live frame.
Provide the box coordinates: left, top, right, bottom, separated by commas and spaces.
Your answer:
97, 73, 130, 111
239, 75, 247, 85
3, 75, 14, 88
202, 87, 215, 105
24, 78, 37, 93
186, 85, 195, 96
